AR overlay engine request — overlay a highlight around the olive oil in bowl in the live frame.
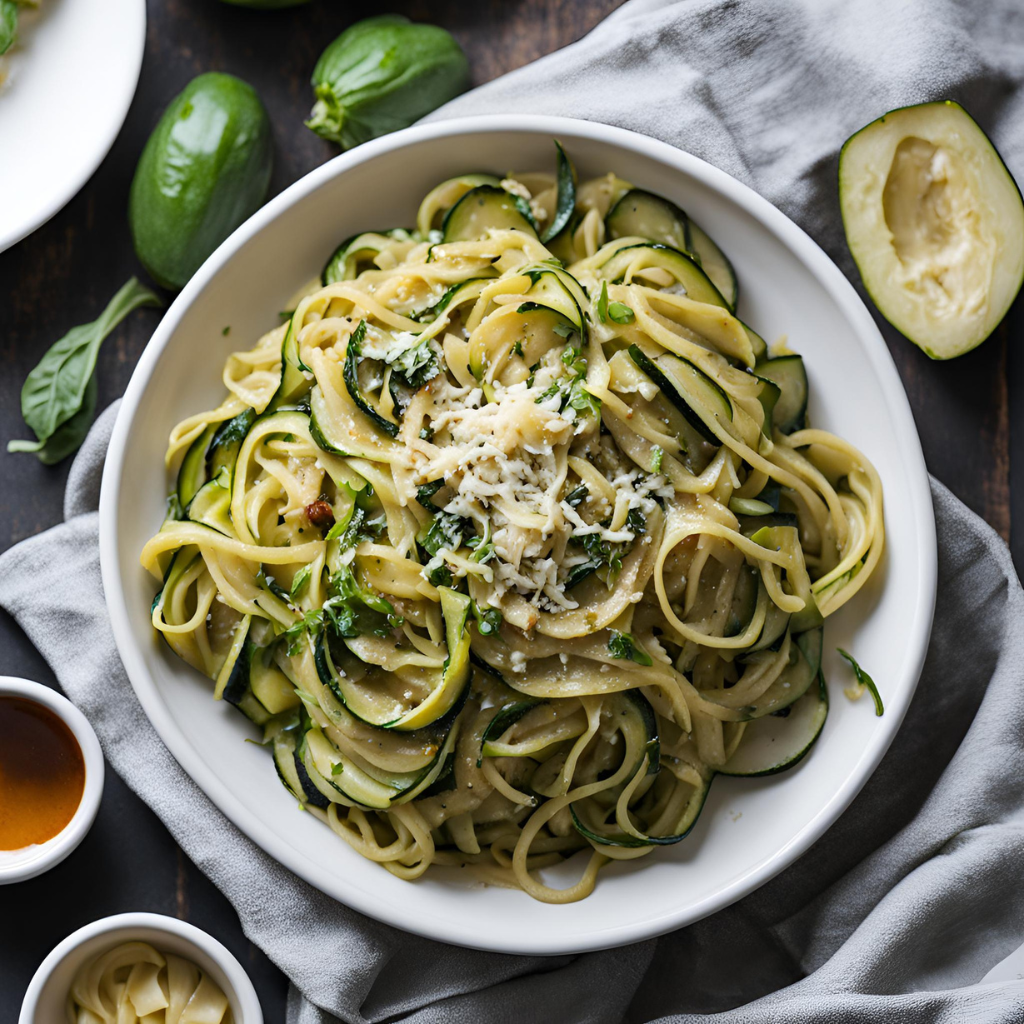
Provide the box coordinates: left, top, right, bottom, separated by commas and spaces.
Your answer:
0, 695, 86, 850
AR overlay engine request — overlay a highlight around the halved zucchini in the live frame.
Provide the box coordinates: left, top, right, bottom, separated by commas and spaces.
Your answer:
442, 185, 538, 242
840, 100, 1024, 359
343, 320, 401, 438
187, 467, 233, 536
176, 424, 217, 511
207, 409, 256, 478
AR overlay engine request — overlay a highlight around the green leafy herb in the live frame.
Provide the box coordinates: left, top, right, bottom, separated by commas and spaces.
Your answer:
472, 601, 502, 637
607, 301, 636, 324
323, 563, 403, 638
467, 520, 494, 564
511, 340, 524, 358
426, 562, 453, 588
419, 425, 435, 442
608, 631, 653, 666
626, 507, 647, 533
389, 337, 440, 388
0, 0, 18, 56
597, 281, 610, 323
838, 649, 884, 716
290, 565, 313, 598
222, 326, 231, 336
326, 503, 385, 549
331, 761, 345, 777
650, 446, 664, 473
564, 484, 588, 508
535, 342, 600, 418
416, 479, 445, 511
8, 278, 162, 464
419, 512, 469, 557
282, 609, 326, 655
257, 569, 291, 602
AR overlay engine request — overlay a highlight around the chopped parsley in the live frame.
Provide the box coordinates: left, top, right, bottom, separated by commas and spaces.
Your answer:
419, 511, 470, 557
471, 601, 502, 637
564, 484, 589, 508
289, 564, 313, 598
608, 631, 653, 666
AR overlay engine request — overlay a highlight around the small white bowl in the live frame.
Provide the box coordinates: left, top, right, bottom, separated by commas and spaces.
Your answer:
19, 913, 264, 1024
0, 676, 105, 884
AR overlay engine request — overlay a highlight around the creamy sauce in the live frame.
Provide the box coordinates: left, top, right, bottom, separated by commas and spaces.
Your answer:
0, 695, 85, 850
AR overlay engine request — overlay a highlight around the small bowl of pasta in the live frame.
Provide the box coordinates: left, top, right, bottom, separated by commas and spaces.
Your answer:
19, 913, 262, 1024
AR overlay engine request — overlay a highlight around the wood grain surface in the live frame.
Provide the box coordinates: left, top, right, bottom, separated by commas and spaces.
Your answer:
0, 0, 1021, 1019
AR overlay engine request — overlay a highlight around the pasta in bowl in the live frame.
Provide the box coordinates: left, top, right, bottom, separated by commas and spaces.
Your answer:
140, 144, 884, 904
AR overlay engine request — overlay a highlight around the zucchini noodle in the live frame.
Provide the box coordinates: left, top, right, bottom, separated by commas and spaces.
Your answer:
142, 150, 884, 904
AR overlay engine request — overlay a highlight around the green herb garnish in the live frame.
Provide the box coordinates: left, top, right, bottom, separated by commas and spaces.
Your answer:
608, 631, 653, 666
838, 649, 884, 716
8, 278, 162, 464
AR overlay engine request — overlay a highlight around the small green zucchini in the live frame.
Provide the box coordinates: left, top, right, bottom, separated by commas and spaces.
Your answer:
129, 73, 273, 291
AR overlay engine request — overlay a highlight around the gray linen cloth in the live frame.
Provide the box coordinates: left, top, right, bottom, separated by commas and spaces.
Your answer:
3, 0, 1024, 1020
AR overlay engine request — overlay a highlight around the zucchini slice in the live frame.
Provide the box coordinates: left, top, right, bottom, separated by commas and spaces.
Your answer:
687, 221, 738, 311
187, 467, 233, 536
321, 229, 415, 286
719, 673, 828, 776
343, 320, 401, 438
266, 318, 311, 413
542, 141, 576, 243
416, 173, 502, 236
442, 185, 538, 242
176, 423, 217, 511
313, 587, 472, 731
755, 355, 807, 434
606, 189, 691, 253
207, 408, 256, 478
597, 243, 728, 308
627, 344, 732, 445
839, 100, 1024, 359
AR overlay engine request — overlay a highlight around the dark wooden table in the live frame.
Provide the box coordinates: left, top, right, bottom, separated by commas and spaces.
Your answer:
1, 0, 1022, 1019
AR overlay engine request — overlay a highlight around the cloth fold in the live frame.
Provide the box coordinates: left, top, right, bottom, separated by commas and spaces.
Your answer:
4, 0, 1024, 1021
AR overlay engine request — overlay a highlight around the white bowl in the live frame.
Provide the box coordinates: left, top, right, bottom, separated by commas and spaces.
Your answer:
19, 913, 263, 1024
0, 676, 104, 884
0, 0, 145, 252
99, 115, 937, 955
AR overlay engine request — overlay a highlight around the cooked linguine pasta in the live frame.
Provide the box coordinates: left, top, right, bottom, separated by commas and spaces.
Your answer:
67, 941, 232, 1024
141, 146, 883, 903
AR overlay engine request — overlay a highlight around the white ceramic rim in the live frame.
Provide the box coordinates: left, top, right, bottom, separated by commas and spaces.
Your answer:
99, 114, 937, 953
0, 676, 105, 884
18, 912, 263, 1023
0, 0, 146, 253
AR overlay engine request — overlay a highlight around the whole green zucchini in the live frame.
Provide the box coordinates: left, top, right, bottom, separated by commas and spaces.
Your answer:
129, 73, 273, 291
306, 15, 470, 150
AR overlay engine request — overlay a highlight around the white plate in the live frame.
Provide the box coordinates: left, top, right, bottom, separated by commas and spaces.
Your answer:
0, 0, 145, 253
99, 116, 937, 956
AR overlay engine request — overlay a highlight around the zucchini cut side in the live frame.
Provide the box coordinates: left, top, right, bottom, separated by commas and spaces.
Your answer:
839, 100, 1024, 359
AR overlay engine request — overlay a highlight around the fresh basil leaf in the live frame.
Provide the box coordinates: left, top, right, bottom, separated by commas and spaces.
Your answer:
0, 0, 17, 56
607, 301, 635, 324
8, 278, 161, 461
290, 564, 313, 597
837, 648, 884, 716
608, 631, 653, 666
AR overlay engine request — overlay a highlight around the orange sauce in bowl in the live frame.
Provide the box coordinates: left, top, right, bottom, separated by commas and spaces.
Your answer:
0, 696, 86, 850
